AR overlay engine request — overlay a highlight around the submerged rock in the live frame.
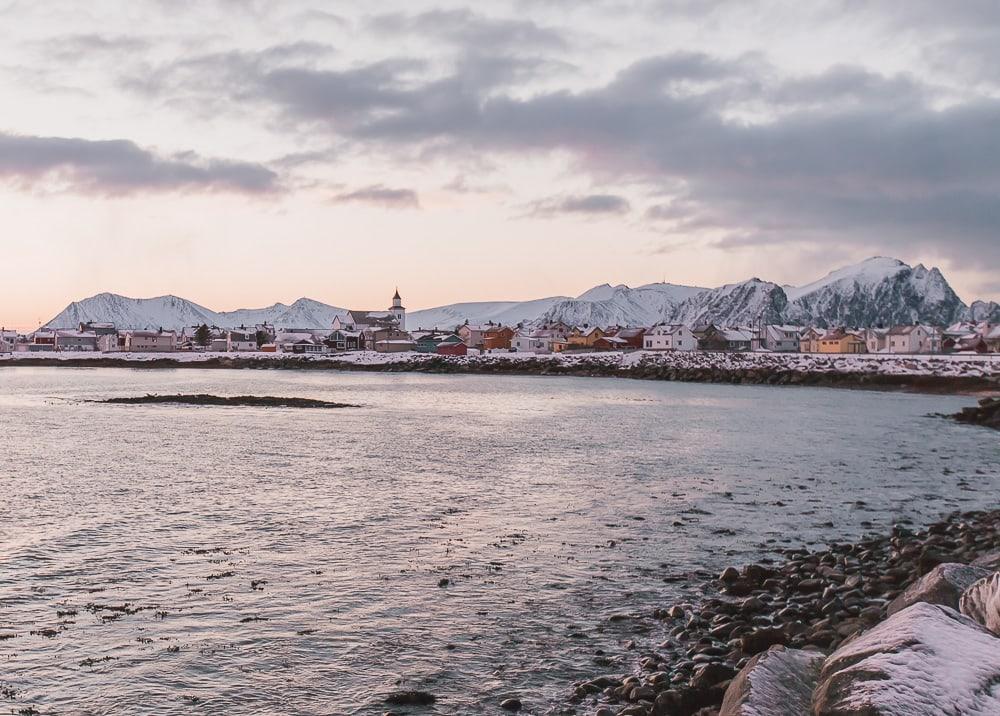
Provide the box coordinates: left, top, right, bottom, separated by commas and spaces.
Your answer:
384, 690, 436, 706
961, 573, 1000, 635
885, 562, 990, 616
97, 393, 359, 409
719, 645, 824, 716
812, 602, 1000, 715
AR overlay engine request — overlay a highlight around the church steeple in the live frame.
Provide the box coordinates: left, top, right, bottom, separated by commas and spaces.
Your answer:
389, 288, 406, 330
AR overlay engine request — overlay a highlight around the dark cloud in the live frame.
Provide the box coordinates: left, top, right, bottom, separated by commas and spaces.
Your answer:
331, 184, 419, 208
526, 193, 631, 217
0, 133, 279, 195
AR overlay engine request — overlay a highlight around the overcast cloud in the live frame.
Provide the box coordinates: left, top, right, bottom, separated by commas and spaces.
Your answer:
0, 0, 997, 315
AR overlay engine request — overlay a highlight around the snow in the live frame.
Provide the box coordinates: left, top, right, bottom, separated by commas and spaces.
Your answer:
784, 256, 907, 301
2, 348, 996, 379
817, 602, 1000, 715
407, 296, 570, 330
45, 293, 349, 331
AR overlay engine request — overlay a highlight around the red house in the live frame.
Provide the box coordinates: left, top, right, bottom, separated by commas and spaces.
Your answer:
437, 342, 469, 356
614, 327, 646, 350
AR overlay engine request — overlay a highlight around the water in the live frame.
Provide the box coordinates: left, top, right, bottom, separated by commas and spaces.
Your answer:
0, 367, 997, 715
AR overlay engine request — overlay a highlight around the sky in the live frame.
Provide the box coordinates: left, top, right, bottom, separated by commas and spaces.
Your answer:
1, 0, 999, 329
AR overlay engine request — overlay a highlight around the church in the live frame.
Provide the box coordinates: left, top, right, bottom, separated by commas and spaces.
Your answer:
332, 289, 406, 332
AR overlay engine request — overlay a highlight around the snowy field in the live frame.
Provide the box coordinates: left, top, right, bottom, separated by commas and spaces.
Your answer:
2, 349, 997, 378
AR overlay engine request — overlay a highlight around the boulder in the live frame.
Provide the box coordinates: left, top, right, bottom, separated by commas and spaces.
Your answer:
961, 572, 1000, 635
719, 645, 824, 716
812, 602, 1000, 715
972, 551, 1000, 571
885, 562, 990, 616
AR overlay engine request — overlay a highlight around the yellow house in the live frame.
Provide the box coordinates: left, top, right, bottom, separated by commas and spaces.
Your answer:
817, 329, 867, 354
799, 327, 822, 353
567, 326, 605, 348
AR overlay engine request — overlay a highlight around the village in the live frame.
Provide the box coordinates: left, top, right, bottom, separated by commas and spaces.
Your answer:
2, 289, 999, 357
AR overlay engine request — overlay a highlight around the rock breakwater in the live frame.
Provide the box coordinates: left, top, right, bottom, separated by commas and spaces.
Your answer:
567, 509, 1000, 715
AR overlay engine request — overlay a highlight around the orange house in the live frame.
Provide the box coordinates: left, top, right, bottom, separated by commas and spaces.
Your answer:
482, 326, 515, 350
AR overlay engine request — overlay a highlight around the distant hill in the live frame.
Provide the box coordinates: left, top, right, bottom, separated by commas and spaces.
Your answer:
46, 293, 349, 330
44, 257, 996, 331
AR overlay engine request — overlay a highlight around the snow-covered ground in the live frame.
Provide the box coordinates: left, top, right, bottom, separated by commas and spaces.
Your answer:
2, 349, 997, 378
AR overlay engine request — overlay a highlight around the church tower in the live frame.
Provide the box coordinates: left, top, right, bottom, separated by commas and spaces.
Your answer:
389, 288, 406, 330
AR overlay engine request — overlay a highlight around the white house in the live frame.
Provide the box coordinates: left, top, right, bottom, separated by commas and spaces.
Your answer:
0, 330, 16, 353
643, 324, 696, 351
512, 331, 553, 354
124, 330, 176, 352
54, 330, 99, 351
763, 325, 802, 352
226, 330, 257, 352
885, 325, 935, 354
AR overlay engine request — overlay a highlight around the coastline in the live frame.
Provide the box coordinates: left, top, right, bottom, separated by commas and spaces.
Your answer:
567, 507, 1000, 716
1, 350, 997, 396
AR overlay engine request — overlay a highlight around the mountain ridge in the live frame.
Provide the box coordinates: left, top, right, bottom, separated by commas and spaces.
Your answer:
43, 257, 998, 330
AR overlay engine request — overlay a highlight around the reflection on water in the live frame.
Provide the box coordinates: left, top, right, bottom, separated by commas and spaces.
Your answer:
0, 367, 996, 714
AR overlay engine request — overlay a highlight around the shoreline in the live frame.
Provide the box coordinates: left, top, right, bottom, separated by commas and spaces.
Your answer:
1, 351, 998, 396
568, 507, 1000, 716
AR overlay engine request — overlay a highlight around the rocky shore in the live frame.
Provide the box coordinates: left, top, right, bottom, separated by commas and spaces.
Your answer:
565, 509, 1000, 715
951, 397, 1000, 430
6, 353, 998, 396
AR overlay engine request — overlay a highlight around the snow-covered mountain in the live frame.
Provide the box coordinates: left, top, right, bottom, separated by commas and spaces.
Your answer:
672, 279, 788, 326
407, 296, 570, 330
42, 257, 990, 332
46, 293, 348, 330
968, 300, 1000, 323
539, 282, 706, 327
784, 257, 966, 327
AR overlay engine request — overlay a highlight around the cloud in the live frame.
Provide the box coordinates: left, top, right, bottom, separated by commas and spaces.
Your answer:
331, 184, 419, 209
367, 9, 568, 51
0, 132, 279, 195
526, 193, 631, 217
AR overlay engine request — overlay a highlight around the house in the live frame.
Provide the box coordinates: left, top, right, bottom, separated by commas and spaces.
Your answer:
415, 333, 461, 353
614, 327, 646, 350
721, 328, 754, 352
375, 338, 416, 353
799, 327, 823, 353
482, 326, 515, 350
763, 325, 802, 352
985, 325, 1000, 353
817, 328, 867, 354
0, 329, 17, 353
274, 331, 322, 352
864, 327, 889, 354
79, 322, 117, 337
124, 330, 176, 352
289, 339, 326, 354
437, 339, 468, 356
54, 330, 99, 351
593, 335, 629, 351
226, 330, 257, 352
32, 330, 56, 346
885, 325, 934, 354
644, 324, 696, 351
567, 326, 606, 349
512, 330, 555, 354
327, 329, 364, 352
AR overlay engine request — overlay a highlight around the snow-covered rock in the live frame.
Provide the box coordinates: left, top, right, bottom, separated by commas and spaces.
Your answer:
812, 602, 1000, 715
719, 645, 824, 716
961, 573, 1000, 636
886, 562, 991, 617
